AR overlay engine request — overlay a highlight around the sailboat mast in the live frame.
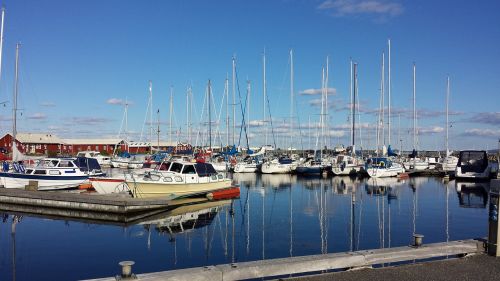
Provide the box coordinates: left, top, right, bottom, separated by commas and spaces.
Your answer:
0, 7, 5, 84
413, 63, 417, 150
149, 80, 153, 152
169, 86, 173, 145
320, 67, 325, 159
381, 52, 385, 146
352, 62, 357, 154
208, 80, 212, 150
446, 76, 450, 154
388, 39, 392, 145
263, 51, 267, 146
125, 98, 129, 152
350, 58, 353, 147
325, 55, 329, 149
225, 76, 229, 148
12, 43, 20, 160
290, 49, 294, 151
247, 80, 251, 147
232, 56, 236, 146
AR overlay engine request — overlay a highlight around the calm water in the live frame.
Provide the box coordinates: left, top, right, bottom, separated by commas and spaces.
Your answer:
0, 174, 491, 281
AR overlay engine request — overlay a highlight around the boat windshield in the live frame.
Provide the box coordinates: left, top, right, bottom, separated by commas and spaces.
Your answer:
36, 160, 59, 168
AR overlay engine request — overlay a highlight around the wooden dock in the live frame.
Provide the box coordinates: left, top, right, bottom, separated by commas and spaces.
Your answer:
87, 239, 484, 281
0, 188, 172, 213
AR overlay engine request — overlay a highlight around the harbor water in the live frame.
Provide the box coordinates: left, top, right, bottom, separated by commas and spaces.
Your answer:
0, 173, 490, 280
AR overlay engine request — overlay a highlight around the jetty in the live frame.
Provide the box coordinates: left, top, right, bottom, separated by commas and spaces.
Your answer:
87, 239, 484, 281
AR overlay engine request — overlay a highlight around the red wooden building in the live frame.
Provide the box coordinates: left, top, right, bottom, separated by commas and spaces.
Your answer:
0, 133, 64, 155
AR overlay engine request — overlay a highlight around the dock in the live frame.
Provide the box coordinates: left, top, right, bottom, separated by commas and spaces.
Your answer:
86, 239, 484, 281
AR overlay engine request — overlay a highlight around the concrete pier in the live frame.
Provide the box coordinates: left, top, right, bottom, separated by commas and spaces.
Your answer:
86, 239, 483, 281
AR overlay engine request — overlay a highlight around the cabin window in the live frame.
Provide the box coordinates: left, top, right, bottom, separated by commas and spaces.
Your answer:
182, 165, 196, 174
25, 169, 33, 174
217, 174, 223, 179
34, 170, 46, 175
163, 177, 173, 182
174, 176, 183, 182
49, 170, 61, 175
170, 163, 183, 173
211, 175, 217, 180
59, 161, 74, 168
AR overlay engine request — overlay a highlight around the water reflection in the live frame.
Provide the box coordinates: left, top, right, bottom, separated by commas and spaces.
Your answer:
0, 174, 492, 281
455, 181, 489, 208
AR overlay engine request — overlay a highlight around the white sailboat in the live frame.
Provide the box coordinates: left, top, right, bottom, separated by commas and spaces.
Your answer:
403, 63, 429, 171
439, 76, 458, 173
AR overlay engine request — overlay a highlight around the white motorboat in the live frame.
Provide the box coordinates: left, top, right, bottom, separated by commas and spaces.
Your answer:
90, 176, 129, 194
126, 161, 232, 199
0, 158, 88, 190
455, 150, 494, 181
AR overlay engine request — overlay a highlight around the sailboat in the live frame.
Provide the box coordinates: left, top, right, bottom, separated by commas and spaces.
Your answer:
366, 57, 404, 178
261, 50, 298, 174
403, 63, 429, 171
0, 43, 89, 190
331, 59, 363, 176
438, 76, 458, 173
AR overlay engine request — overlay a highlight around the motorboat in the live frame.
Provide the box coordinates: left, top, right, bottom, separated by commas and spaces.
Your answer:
75, 151, 111, 166
366, 157, 405, 178
0, 158, 89, 190
455, 150, 495, 181
126, 161, 233, 199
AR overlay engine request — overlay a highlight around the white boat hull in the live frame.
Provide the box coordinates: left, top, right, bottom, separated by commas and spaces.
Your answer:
90, 177, 129, 194
0, 173, 88, 190
261, 163, 294, 174
234, 163, 258, 173
367, 165, 405, 178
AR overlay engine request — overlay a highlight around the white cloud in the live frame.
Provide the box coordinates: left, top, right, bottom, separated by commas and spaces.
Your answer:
106, 98, 133, 106
461, 128, 500, 138
318, 0, 404, 17
419, 126, 444, 135
40, 102, 56, 107
300, 88, 337, 96
27, 113, 47, 120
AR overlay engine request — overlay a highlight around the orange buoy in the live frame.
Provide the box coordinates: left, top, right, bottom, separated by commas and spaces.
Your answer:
206, 187, 240, 200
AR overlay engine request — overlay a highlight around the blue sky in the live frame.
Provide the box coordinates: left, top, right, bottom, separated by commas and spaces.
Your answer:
0, 0, 499, 150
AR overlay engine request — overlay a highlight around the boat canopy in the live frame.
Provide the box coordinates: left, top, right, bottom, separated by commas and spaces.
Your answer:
74, 157, 101, 172
458, 150, 488, 173
195, 162, 217, 177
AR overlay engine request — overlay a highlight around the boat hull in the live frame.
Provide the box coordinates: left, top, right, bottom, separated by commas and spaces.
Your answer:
126, 178, 232, 199
367, 166, 405, 178
234, 163, 258, 173
331, 165, 361, 176
261, 163, 294, 174
90, 177, 129, 194
0, 172, 88, 190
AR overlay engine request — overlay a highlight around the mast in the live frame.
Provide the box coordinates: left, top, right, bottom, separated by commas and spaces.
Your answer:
247, 79, 251, 147
351, 60, 358, 155
12, 43, 20, 161
149, 80, 153, 152
388, 39, 392, 145
290, 49, 294, 151
381, 52, 385, 146
0, 7, 5, 85
413, 63, 416, 150
263, 51, 267, 146
186, 86, 192, 144
208, 80, 212, 150
446, 76, 450, 155
350, 58, 353, 148
125, 98, 129, 152
320, 67, 325, 160
225, 76, 229, 148
232, 56, 236, 146
157, 109, 160, 151
324, 55, 329, 149
169, 86, 173, 145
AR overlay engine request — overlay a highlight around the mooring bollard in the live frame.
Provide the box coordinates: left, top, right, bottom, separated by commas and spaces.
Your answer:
413, 234, 424, 247
117, 261, 136, 280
